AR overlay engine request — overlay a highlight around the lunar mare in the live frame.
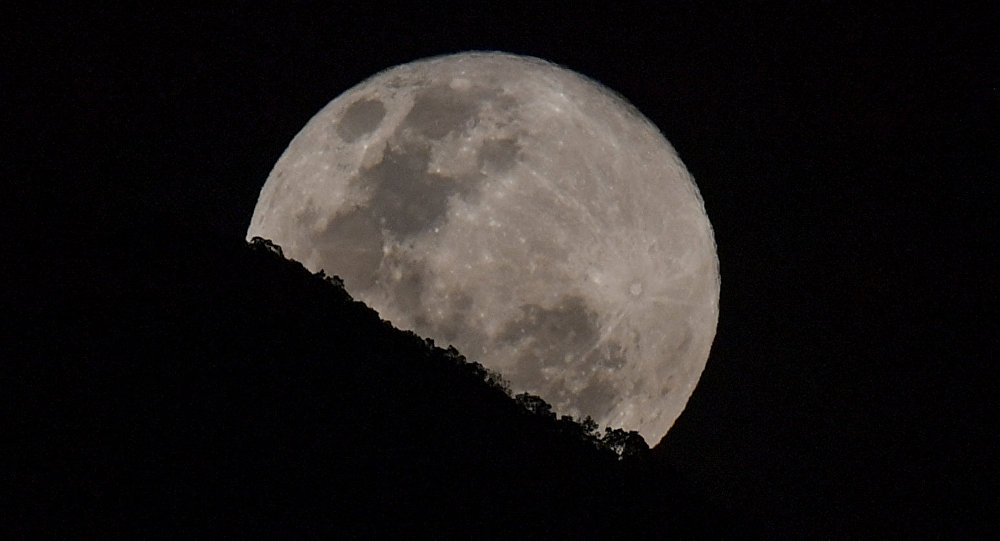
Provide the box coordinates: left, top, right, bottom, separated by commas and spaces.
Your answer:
248, 52, 719, 442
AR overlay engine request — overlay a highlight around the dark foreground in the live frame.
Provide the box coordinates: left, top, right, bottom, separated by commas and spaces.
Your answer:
7, 225, 736, 539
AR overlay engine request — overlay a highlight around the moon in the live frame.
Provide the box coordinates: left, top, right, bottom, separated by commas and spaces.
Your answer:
248, 52, 719, 442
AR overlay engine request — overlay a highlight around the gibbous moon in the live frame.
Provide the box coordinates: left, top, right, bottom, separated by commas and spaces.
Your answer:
248, 52, 719, 442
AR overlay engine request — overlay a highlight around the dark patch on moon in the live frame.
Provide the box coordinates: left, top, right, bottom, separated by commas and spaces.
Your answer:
336, 99, 386, 142
308, 208, 384, 290
497, 296, 633, 418
498, 296, 599, 385
499, 296, 598, 355
361, 142, 460, 237
478, 137, 521, 175
575, 379, 618, 418
401, 84, 517, 141
402, 85, 482, 139
450, 291, 474, 312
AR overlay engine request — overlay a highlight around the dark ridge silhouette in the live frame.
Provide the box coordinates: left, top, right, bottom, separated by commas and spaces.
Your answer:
7, 222, 736, 539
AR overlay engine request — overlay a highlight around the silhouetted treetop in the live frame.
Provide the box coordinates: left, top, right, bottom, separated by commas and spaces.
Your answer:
249, 235, 284, 258
602, 427, 651, 461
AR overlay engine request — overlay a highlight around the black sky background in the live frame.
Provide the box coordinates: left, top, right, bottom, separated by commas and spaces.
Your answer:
7, 3, 997, 537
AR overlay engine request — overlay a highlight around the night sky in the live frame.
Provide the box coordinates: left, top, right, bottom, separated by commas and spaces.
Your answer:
9, 4, 996, 537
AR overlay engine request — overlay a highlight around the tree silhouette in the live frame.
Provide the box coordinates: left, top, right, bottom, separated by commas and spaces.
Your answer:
515, 392, 556, 419
581, 415, 600, 436
602, 427, 650, 460
249, 235, 284, 258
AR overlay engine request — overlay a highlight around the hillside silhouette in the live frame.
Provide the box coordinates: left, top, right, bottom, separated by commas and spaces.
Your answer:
8, 221, 735, 539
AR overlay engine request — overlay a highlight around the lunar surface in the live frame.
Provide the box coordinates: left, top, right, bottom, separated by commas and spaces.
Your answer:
248, 52, 719, 442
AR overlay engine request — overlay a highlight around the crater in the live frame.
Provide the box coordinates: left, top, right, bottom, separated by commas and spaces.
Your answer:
354, 129, 490, 239
336, 99, 386, 142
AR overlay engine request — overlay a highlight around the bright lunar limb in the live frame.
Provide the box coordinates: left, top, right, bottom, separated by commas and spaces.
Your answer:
248, 52, 719, 443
